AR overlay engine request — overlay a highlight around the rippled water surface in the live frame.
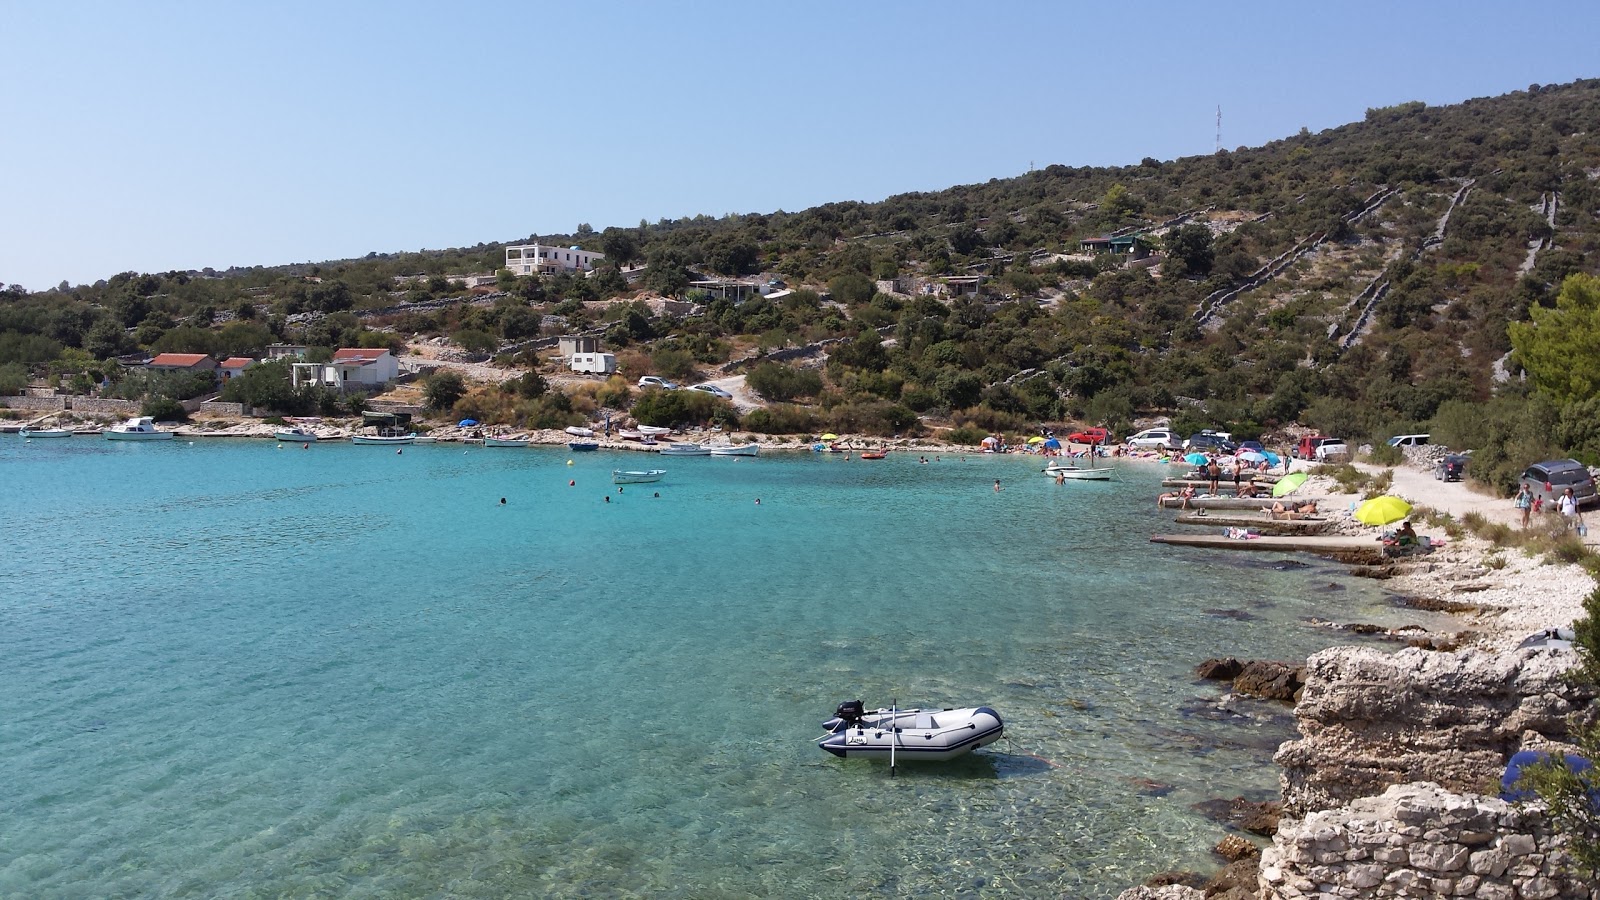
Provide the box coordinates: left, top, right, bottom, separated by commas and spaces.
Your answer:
1, 438, 1421, 897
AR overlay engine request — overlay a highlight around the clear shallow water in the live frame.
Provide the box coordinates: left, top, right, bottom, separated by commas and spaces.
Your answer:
0, 439, 1425, 897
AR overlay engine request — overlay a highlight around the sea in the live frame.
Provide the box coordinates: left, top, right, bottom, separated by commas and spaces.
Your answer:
0, 438, 1436, 898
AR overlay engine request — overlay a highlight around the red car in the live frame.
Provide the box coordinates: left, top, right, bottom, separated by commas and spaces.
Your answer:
1066, 427, 1112, 445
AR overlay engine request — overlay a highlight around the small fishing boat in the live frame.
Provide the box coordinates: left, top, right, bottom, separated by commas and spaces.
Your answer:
617, 429, 646, 441
567, 440, 599, 452
351, 428, 415, 445
564, 425, 595, 438
636, 425, 671, 437
274, 427, 319, 442
708, 443, 759, 457
659, 442, 710, 456
104, 417, 174, 441
818, 701, 1004, 762
859, 450, 888, 460
412, 436, 438, 444
612, 469, 665, 484
483, 435, 530, 448
20, 428, 72, 438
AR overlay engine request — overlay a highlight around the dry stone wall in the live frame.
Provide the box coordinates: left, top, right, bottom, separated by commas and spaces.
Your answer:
0, 395, 66, 411
1260, 782, 1598, 899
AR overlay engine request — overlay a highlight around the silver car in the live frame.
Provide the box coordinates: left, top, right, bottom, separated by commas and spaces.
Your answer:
1127, 428, 1182, 450
1520, 459, 1598, 509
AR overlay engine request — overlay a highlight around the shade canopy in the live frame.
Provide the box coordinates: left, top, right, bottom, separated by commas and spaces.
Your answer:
820, 433, 839, 440
1237, 450, 1266, 463
457, 419, 479, 427
1271, 471, 1309, 498
1184, 452, 1209, 465
1027, 436, 1045, 444
1355, 495, 1412, 526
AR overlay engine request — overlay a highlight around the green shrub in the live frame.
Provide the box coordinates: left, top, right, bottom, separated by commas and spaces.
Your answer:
742, 404, 819, 434
632, 387, 723, 427
945, 425, 989, 446
141, 396, 188, 422
1366, 441, 1403, 466
746, 362, 823, 401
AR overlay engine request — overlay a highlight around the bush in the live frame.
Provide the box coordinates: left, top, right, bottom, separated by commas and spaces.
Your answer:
632, 387, 724, 427
595, 375, 632, 410
945, 425, 989, 445
745, 362, 823, 402
742, 404, 820, 434
141, 396, 188, 422
650, 347, 697, 382
1366, 441, 1403, 465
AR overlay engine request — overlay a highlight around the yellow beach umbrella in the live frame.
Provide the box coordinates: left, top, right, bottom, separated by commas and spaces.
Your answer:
1027, 436, 1045, 444
1354, 495, 1412, 526
820, 433, 839, 441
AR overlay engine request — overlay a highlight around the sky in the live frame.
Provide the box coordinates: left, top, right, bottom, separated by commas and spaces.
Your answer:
3, 0, 1598, 291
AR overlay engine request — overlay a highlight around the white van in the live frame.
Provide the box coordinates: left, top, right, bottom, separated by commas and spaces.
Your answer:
570, 352, 616, 375
1386, 434, 1430, 447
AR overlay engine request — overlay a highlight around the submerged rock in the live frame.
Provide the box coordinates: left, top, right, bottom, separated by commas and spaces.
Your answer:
1196, 657, 1244, 680
1191, 796, 1282, 835
1232, 660, 1305, 702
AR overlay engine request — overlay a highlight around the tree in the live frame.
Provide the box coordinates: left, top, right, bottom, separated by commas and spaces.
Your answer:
827, 273, 875, 305
423, 370, 467, 411
1163, 224, 1215, 277
599, 228, 639, 267
1509, 274, 1600, 405
219, 358, 301, 413
452, 329, 499, 355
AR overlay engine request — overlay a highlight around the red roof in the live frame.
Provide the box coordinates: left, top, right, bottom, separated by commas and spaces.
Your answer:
219, 357, 255, 369
332, 348, 390, 362
148, 353, 213, 367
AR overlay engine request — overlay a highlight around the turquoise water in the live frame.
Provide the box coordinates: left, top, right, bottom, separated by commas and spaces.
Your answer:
1, 439, 1422, 898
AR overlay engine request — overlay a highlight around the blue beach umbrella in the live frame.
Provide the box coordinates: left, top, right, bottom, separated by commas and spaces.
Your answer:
1184, 452, 1209, 465
458, 419, 479, 427
1262, 451, 1282, 467
1043, 437, 1061, 450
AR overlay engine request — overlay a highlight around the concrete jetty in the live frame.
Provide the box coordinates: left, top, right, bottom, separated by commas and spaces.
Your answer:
1173, 513, 1332, 535
1159, 496, 1326, 511
1150, 533, 1386, 564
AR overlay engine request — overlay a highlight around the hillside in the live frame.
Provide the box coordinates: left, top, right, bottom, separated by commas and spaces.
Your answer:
4, 78, 1600, 484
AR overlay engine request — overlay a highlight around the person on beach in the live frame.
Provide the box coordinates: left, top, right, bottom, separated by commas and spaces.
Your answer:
994, 479, 1002, 493
1396, 520, 1418, 546
1559, 487, 1579, 528
1237, 480, 1258, 499
1206, 458, 1221, 495
1515, 484, 1533, 528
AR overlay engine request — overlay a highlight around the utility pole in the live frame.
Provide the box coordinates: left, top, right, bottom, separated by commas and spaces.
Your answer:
1215, 105, 1222, 153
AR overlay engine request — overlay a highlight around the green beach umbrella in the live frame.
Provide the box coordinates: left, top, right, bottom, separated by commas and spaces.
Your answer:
1355, 495, 1412, 526
1270, 471, 1308, 498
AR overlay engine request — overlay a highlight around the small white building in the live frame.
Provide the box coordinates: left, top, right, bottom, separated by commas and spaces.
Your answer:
291, 348, 400, 392
505, 243, 604, 276
218, 357, 256, 381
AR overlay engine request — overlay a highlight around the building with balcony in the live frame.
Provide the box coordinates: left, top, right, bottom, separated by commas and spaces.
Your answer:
505, 243, 604, 276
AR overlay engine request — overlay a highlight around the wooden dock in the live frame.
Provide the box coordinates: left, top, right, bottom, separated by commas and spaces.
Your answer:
1150, 533, 1386, 564
1159, 496, 1327, 511
1172, 513, 1332, 535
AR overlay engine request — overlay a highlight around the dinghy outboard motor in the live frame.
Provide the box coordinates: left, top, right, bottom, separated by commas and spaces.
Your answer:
830, 699, 866, 732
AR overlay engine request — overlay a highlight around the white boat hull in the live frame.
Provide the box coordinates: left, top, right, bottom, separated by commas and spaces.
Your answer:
351, 434, 415, 445
708, 444, 759, 457
20, 429, 72, 438
612, 469, 665, 484
483, 437, 530, 447
660, 443, 709, 456
564, 426, 595, 438
274, 429, 319, 442
818, 706, 1004, 761
1043, 465, 1113, 481
636, 425, 671, 436
105, 431, 174, 441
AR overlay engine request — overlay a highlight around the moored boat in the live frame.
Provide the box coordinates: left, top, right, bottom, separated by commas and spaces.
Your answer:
636, 425, 671, 437
20, 428, 72, 438
565, 425, 595, 438
817, 701, 1004, 762
708, 443, 759, 457
351, 429, 416, 445
1043, 463, 1113, 481
104, 417, 175, 441
567, 440, 599, 452
659, 442, 709, 456
483, 435, 530, 448
274, 427, 319, 442
612, 469, 665, 484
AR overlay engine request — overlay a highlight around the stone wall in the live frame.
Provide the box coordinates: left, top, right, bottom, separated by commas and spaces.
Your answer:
1259, 782, 1598, 899
68, 397, 141, 415
198, 401, 248, 417
0, 395, 66, 411
1276, 646, 1589, 817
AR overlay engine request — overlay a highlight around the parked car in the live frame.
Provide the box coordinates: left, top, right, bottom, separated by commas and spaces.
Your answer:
1127, 428, 1182, 450
1067, 427, 1112, 445
1185, 432, 1238, 454
1387, 433, 1431, 448
637, 376, 678, 390
1313, 440, 1350, 461
1294, 435, 1344, 459
1520, 459, 1599, 509
1435, 454, 1468, 482
688, 383, 733, 399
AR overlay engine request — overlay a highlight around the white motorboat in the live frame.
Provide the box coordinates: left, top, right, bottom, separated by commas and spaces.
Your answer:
636, 425, 671, 437
483, 435, 530, 447
274, 427, 319, 442
659, 442, 710, 456
20, 428, 72, 438
104, 417, 174, 441
818, 701, 1004, 762
612, 469, 665, 484
617, 429, 646, 441
1042, 463, 1113, 481
708, 444, 759, 457
351, 430, 415, 445
565, 425, 595, 438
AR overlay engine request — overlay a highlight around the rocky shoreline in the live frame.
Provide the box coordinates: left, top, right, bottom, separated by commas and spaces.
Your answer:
1121, 467, 1600, 900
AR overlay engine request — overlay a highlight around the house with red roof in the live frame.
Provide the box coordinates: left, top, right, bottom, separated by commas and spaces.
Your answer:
218, 357, 256, 381
146, 353, 218, 372
291, 348, 399, 391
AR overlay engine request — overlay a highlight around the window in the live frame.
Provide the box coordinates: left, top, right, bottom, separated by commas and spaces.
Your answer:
508, 248, 521, 259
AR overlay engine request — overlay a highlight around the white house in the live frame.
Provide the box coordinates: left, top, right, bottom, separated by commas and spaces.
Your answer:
505, 243, 604, 276
291, 348, 400, 392
218, 357, 256, 381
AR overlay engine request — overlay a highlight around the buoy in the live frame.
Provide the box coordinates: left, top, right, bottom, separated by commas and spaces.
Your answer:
567, 460, 574, 466
396, 449, 402, 455
568, 479, 575, 486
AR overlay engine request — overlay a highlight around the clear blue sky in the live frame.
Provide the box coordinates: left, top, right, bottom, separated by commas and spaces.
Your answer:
2, 1, 1596, 290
